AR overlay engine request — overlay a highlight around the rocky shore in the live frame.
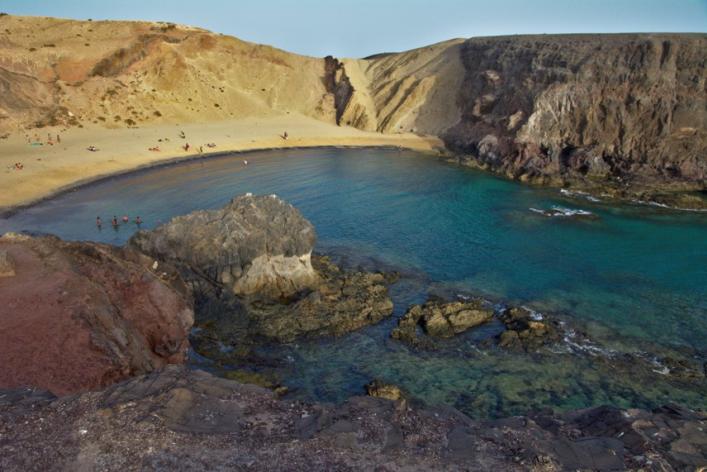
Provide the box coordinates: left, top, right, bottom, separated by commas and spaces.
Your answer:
1, 366, 705, 471
1, 194, 705, 469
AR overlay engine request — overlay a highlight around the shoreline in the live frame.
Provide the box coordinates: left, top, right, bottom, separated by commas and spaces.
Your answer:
0, 115, 443, 216
0, 144, 441, 218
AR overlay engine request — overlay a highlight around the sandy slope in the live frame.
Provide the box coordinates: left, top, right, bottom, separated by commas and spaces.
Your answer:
341, 39, 465, 135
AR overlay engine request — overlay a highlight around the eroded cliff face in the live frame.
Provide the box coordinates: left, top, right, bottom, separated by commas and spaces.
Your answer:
443, 34, 707, 195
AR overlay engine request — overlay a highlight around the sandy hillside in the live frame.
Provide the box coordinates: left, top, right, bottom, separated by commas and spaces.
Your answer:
0, 14, 445, 209
0, 15, 338, 133
340, 39, 465, 135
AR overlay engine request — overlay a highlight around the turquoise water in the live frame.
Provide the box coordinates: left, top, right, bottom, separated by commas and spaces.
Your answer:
2, 148, 706, 416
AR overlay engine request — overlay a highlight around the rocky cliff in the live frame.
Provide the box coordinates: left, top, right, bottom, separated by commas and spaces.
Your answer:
0, 232, 193, 395
443, 34, 707, 197
339, 33, 706, 199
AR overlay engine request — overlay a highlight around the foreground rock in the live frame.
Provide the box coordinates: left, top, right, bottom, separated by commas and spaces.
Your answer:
1, 366, 704, 471
130, 194, 319, 300
392, 299, 494, 347
0, 233, 193, 395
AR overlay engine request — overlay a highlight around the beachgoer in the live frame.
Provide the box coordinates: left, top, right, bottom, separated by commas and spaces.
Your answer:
135, 216, 142, 225
56, 134, 61, 144
243, 160, 248, 165
112, 216, 119, 227
183, 143, 190, 151
281, 131, 288, 140
96, 216, 102, 227
122, 215, 129, 223
199, 146, 203, 153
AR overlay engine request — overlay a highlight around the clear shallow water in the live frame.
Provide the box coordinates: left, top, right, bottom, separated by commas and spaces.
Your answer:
2, 148, 706, 416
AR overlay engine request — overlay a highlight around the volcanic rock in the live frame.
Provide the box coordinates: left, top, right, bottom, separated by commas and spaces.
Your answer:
392, 299, 494, 346
0, 233, 193, 395
130, 194, 319, 300
1, 366, 704, 471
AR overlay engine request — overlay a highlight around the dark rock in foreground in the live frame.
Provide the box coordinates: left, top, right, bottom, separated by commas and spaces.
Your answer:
1, 366, 704, 471
0, 233, 193, 396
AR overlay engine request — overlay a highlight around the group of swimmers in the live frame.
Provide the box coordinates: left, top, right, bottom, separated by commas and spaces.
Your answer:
96, 215, 142, 230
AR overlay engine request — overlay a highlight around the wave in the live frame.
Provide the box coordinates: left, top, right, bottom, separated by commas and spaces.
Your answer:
560, 188, 601, 202
529, 206, 594, 217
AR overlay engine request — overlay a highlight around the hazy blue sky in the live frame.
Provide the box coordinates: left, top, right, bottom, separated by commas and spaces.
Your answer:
2, 0, 706, 57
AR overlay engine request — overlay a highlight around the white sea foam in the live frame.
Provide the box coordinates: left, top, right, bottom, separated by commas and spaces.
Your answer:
529, 206, 594, 217
560, 188, 601, 202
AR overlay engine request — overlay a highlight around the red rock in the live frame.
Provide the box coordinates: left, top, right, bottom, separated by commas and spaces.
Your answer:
0, 233, 193, 395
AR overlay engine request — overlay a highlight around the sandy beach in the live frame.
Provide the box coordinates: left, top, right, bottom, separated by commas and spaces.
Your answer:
0, 115, 442, 211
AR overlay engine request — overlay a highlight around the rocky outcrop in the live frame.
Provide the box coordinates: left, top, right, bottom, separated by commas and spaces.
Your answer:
392, 299, 494, 346
443, 34, 707, 199
497, 306, 561, 352
131, 195, 394, 357
323, 56, 355, 126
0, 233, 193, 396
191, 254, 394, 361
130, 194, 319, 300
1, 366, 704, 471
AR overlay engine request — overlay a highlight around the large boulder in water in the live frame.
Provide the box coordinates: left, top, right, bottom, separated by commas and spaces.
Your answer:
0, 233, 194, 396
129, 194, 319, 300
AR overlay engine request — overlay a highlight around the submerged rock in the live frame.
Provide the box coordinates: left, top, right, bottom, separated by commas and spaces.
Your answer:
130, 194, 319, 300
365, 379, 405, 402
0, 233, 193, 396
392, 299, 493, 346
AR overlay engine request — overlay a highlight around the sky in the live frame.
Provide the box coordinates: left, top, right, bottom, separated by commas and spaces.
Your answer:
1, 0, 706, 57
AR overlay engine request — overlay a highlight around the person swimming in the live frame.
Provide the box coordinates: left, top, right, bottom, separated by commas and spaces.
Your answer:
96, 216, 102, 227
122, 215, 129, 223
111, 216, 119, 227
135, 216, 142, 225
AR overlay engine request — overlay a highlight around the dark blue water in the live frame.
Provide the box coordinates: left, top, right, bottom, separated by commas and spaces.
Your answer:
2, 148, 706, 416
